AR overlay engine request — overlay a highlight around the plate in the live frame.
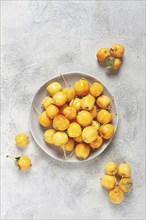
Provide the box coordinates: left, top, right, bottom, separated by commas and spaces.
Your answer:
30, 72, 118, 162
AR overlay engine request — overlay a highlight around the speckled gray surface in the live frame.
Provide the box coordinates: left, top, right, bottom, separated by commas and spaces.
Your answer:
1, 1, 145, 219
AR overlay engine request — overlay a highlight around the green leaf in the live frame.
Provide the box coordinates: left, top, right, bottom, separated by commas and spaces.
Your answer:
125, 182, 133, 193
127, 188, 133, 195
105, 57, 115, 68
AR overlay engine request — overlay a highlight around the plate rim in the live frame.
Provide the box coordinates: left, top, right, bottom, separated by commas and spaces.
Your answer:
30, 71, 119, 163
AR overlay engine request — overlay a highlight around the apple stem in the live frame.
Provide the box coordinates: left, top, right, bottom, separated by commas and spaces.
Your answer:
69, 98, 76, 108
64, 112, 71, 119
63, 149, 67, 160
64, 106, 75, 119
69, 150, 74, 158
81, 77, 92, 86
32, 102, 42, 114
97, 106, 112, 112
6, 155, 16, 161
60, 73, 69, 88
96, 136, 103, 142
97, 121, 110, 132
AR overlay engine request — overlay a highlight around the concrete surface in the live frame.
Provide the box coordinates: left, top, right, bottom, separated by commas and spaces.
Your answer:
1, 1, 145, 219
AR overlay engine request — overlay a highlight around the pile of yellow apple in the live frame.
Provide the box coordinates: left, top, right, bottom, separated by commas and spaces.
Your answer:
7, 133, 31, 170
100, 161, 133, 204
38, 78, 115, 160
96, 43, 124, 70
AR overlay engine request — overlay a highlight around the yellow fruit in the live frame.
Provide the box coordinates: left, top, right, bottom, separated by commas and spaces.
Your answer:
63, 106, 77, 120
105, 161, 118, 175
61, 138, 75, 152
90, 82, 103, 97
69, 98, 81, 111
97, 95, 111, 109
53, 131, 68, 146
53, 115, 70, 131
110, 44, 124, 58
81, 94, 95, 110
47, 82, 62, 96
59, 104, 68, 115
118, 163, 131, 177
44, 129, 56, 144
109, 187, 124, 204
90, 135, 103, 149
76, 110, 93, 127
99, 124, 114, 139
46, 104, 59, 119
75, 143, 90, 159
67, 122, 82, 138
119, 178, 133, 193
38, 111, 52, 127
82, 126, 98, 143
63, 88, 75, 102
18, 156, 32, 171
74, 134, 83, 143
96, 48, 110, 62
53, 91, 67, 106
92, 120, 100, 131
97, 109, 112, 124
74, 79, 89, 96
41, 96, 54, 109
90, 106, 97, 118
112, 58, 122, 70
100, 175, 116, 190
15, 134, 29, 147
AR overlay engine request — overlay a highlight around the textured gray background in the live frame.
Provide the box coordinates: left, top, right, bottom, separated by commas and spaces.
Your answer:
1, 1, 145, 219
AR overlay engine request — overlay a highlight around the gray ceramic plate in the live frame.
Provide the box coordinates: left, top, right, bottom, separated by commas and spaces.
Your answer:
30, 72, 118, 162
